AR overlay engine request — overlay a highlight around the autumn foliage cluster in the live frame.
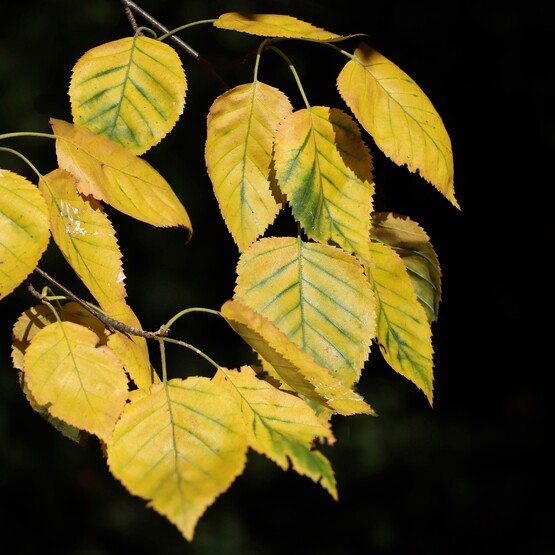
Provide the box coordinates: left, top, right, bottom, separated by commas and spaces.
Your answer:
0, 10, 457, 541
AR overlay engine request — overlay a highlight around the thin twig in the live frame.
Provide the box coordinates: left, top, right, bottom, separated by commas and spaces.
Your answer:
120, 0, 230, 90
30, 267, 167, 340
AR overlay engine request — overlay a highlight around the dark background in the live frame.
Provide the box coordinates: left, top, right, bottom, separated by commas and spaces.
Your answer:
0, 1, 549, 553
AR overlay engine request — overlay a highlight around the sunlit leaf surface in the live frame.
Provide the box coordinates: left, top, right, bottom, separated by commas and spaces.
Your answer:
103, 299, 159, 390
205, 82, 292, 250
107, 377, 247, 541
337, 43, 458, 208
11, 302, 108, 370
221, 299, 375, 416
23, 320, 129, 442
52, 118, 192, 232
39, 168, 126, 307
214, 12, 344, 41
366, 241, 434, 404
371, 212, 442, 323
234, 237, 376, 387
0, 169, 49, 300
274, 107, 374, 261
69, 36, 186, 155
215, 366, 337, 498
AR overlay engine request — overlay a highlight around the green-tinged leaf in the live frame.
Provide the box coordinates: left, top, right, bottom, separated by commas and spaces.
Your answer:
366, 241, 434, 405
221, 299, 376, 416
103, 299, 159, 390
337, 43, 459, 209
0, 169, 50, 300
205, 83, 293, 251
274, 107, 374, 261
21, 378, 89, 444
69, 36, 186, 155
234, 237, 376, 387
23, 320, 129, 442
11, 302, 108, 370
51, 118, 192, 233
107, 377, 248, 541
214, 12, 345, 41
371, 212, 442, 323
39, 168, 126, 307
215, 366, 337, 499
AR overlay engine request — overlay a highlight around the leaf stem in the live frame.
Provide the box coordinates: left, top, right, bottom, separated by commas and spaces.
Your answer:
266, 45, 312, 110
120, 0, 229, 90
161, 307, 222, 334
0, 147, 45, 182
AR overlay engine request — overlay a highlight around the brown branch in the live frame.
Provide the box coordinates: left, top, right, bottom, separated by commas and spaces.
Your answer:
30, 267, 167, 340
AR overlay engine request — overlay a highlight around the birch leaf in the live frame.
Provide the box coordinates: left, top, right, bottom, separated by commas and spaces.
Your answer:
337, 43, 458, 209
51, 118, 192, 233
69, 36, 186, 155
23, 320, 129, 442
107, 377, 248, 541
221, 299, 375, 416
0, 169, 50, 300
11, 302, 108, 370
12, 303, 107, 443
234, 237, 376, 388
214, 13, 345, 41
215, 366, 337, 499
274, 107, 374, 261
103, 299, 159, 390
38, 168, 126, 308
205, 83, 293, 251
371, 212, 442, 323
367, 241, 434, 405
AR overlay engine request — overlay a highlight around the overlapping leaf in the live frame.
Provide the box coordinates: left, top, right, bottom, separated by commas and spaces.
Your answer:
0, 169, 50, 300
205, 82, 293, 251
107, 377, 248, 541
366, 241, 434, 404
38, 168, 126, 308
215, 366, 337, 498
103, 299, 159, 390
221, 299, 375, 416
234, 237, 376, 387
337, 43, 458, 209
214, 12, 345, 41
371, 212, 442, 323
23, 320, 129, 442
52, 118, 192, 232
274, 107, 375, 262
69, 36, 187, 155
11, 302, 108, 370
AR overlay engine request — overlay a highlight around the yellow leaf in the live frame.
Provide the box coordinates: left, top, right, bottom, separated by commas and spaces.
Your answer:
103, 299, 159, 390
0, 169, 50, 300
39, 168, 126, 307
51, 118, 192, 233
367, 241, 434, 405
69, 36, 187, 155
274, 107, 375, 261
214, 13, 344, 41
371, 212, 442, 323
107, 377, 248, 541
337, 43, 459, 209
234, 237, 376, 388
221, 299, 375, 416
205, 82, 293, 251
23, 320, 129, 442
215, 366, 338, 499
11, 302, 108, 370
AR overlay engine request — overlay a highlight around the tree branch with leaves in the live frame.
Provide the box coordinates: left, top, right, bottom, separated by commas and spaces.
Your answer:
0, 3, 458, 542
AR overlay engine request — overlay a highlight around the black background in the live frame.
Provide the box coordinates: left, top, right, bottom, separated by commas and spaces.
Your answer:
0, 1, 549, 553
